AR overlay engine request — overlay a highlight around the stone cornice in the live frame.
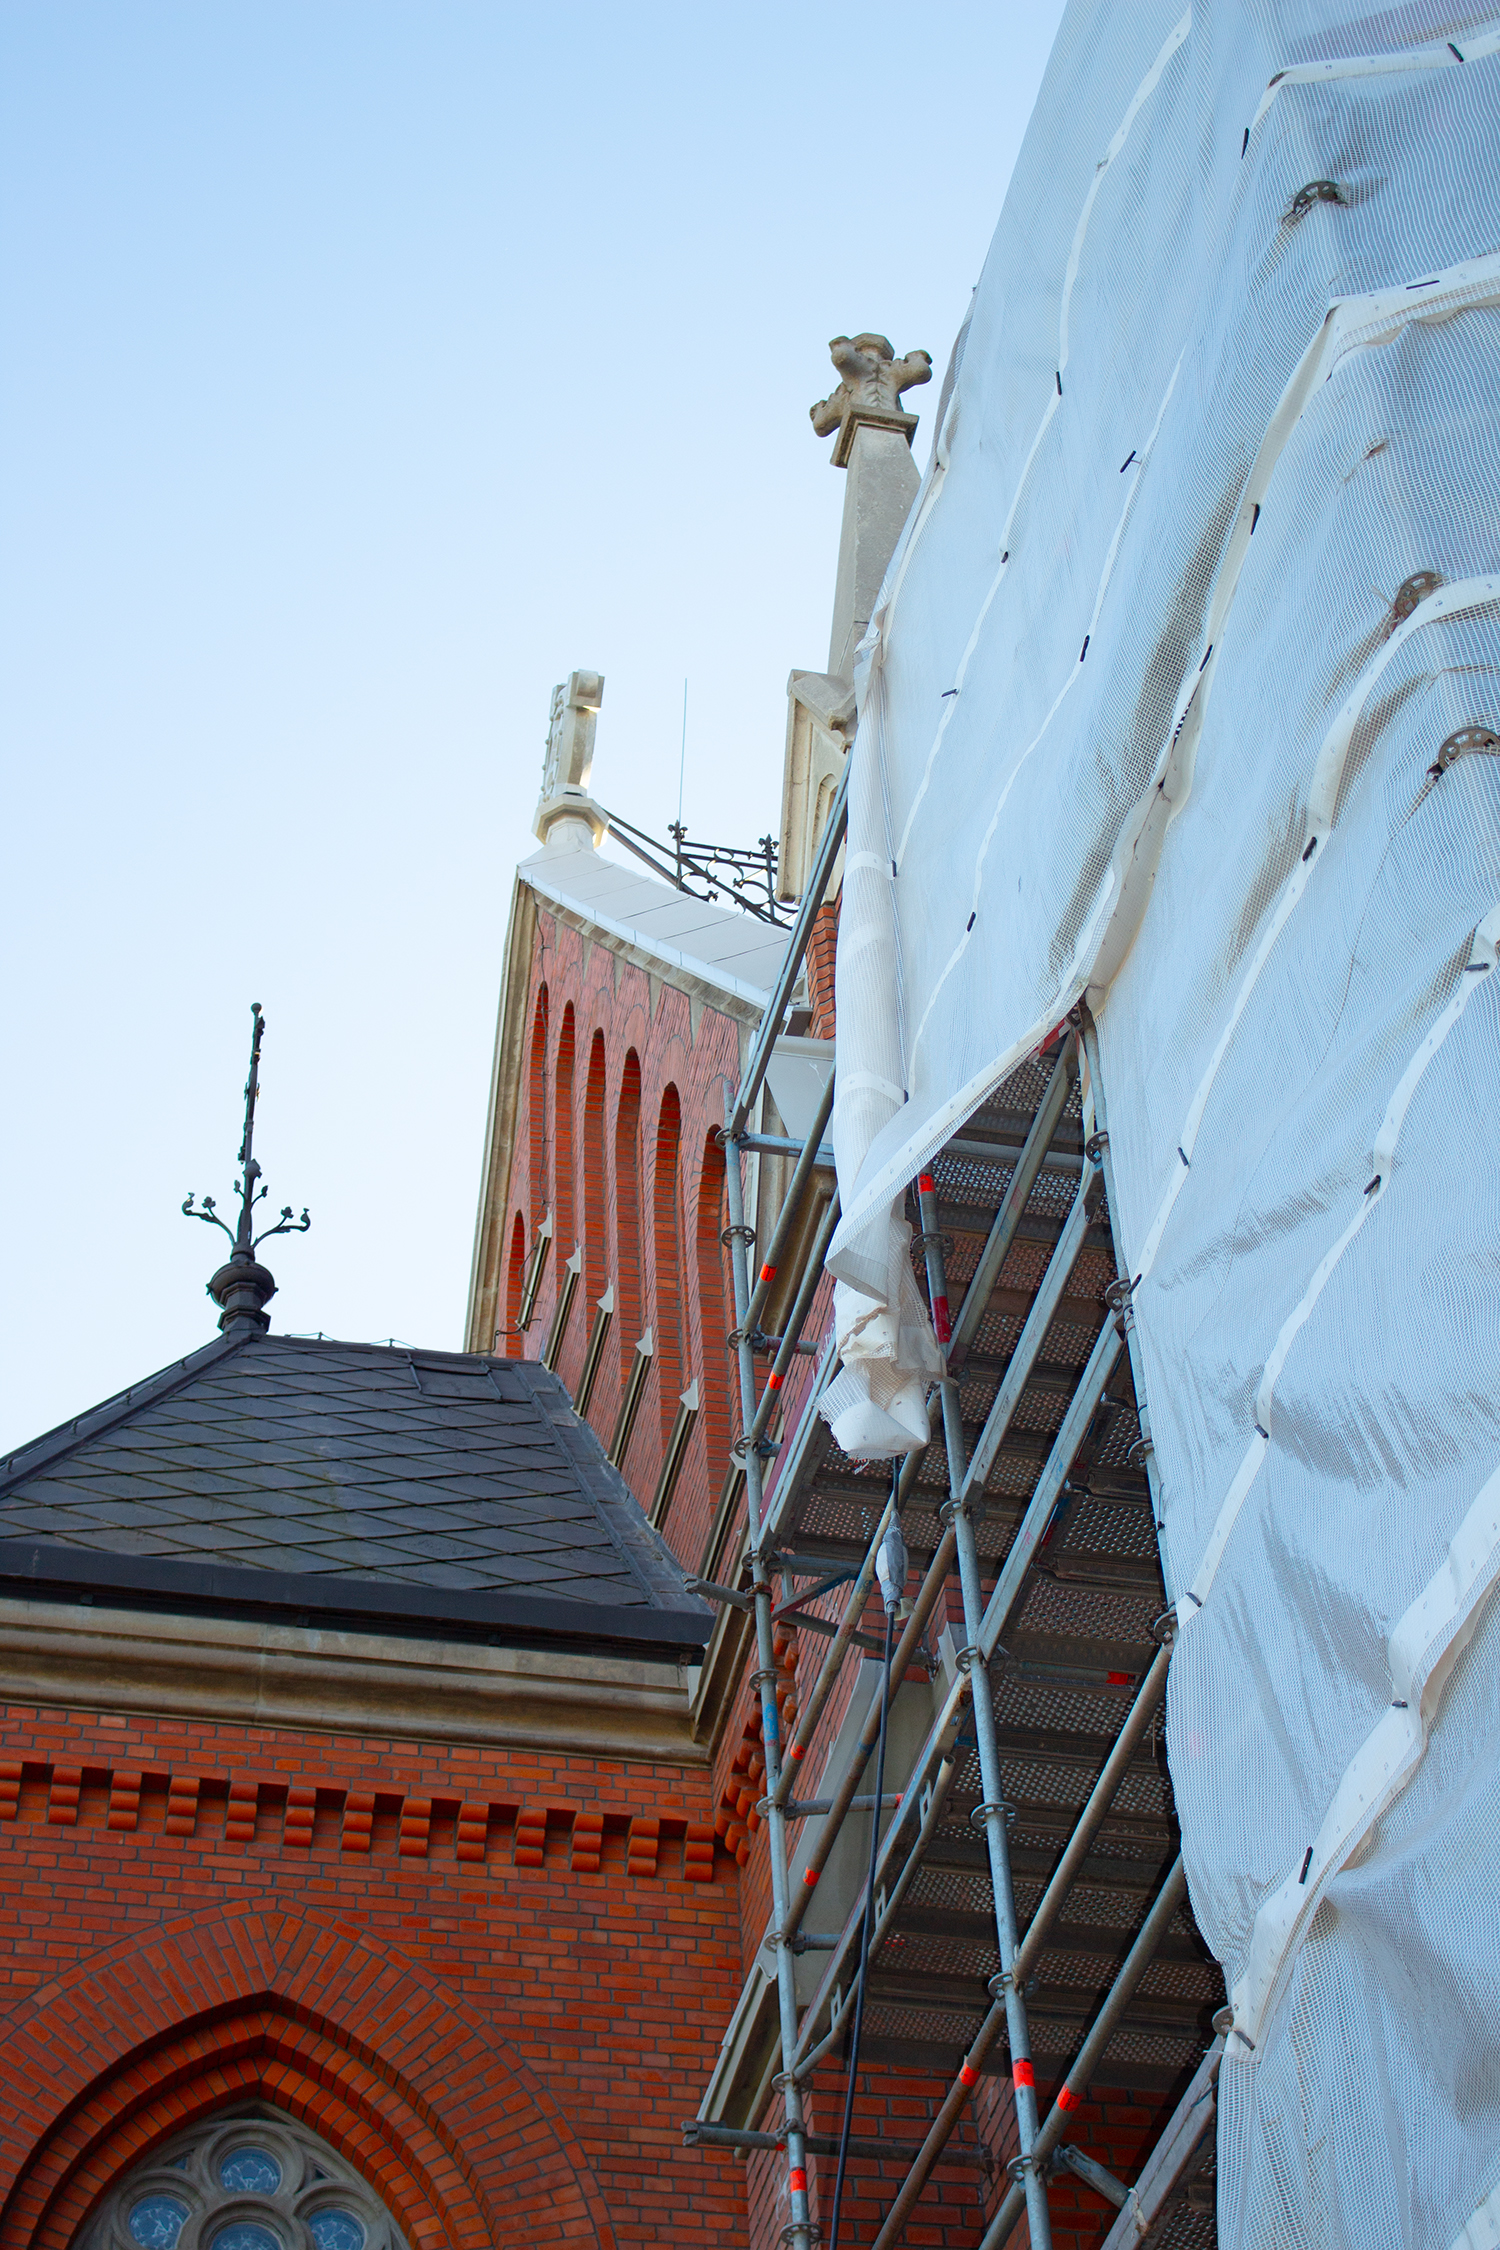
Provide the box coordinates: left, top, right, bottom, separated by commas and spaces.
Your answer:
0, 1594, 708, 1767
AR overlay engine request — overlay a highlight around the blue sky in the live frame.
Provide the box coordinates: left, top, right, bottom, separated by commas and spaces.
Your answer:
0, 1, 1064, 1450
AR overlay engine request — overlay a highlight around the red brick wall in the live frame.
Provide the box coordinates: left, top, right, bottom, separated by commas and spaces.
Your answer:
0, 1701, 745, 2250
806, 901, 839, 1041
498, 907, 748, 1578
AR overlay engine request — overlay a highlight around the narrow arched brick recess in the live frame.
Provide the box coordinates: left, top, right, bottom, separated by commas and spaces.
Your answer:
581, 1028, 609, 1303
503, 1208, 526, 1340
0, 1912, 613, 2250
527, 983, 549, 1228
693, 1129, 732, 1500
555, 1003, 576, 1262
612, 1050, 643, 1379
651, 1085, 684, 1443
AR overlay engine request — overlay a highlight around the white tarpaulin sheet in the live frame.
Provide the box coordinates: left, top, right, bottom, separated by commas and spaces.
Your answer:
823, 5, 1500, 2243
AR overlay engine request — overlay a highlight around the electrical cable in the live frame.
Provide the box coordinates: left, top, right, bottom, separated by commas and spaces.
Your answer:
828, 1469, 906, 2250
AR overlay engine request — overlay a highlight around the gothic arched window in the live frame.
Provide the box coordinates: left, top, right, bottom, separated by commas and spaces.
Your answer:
78, 2104, 407, 2250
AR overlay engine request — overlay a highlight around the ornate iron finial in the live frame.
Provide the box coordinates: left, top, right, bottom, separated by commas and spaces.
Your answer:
182, 1002, 310, 1332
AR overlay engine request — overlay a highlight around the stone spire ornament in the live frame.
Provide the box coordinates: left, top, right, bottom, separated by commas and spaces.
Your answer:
182, 1003, 310, 1332
532, 670, 607, 849
778, 330, 934, 896
810, 334, 933, 468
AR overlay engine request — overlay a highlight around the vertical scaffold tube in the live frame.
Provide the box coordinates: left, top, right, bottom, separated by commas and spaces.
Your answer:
724, 1115, 814, 2250
916, 1171, 1054, 2249
1076, 1006, 1176, 1608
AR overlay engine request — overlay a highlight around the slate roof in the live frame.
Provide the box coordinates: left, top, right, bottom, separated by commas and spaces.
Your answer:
0, 1331, 709, 1655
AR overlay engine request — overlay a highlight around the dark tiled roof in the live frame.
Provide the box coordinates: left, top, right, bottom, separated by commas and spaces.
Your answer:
0, 1332, 708, 1652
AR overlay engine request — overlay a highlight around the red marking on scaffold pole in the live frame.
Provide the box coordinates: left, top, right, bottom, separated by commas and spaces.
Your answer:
804, 1866, 818, 1885
1012, 2059, 1035, 2089
789, 2168, 807, 2194
1057, 2082, 1084, 2112
789, 1742, 805, 1760
959, 2061, 979, 2088
768, 1371, 783, 1391
760, 1262, 777, 1284
918, 1172, 937, 1195
932, 1293, 952, 1345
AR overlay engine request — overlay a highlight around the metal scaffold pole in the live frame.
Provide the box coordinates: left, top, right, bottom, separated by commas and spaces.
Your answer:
915, 1170, 1054, 2250
724, 1100, 816, 2250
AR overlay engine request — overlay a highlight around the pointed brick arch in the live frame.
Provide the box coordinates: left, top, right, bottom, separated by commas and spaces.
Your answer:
0, 1910, 613, 2250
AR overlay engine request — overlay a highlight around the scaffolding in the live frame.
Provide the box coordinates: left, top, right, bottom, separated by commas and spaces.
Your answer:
689, 780, 1225, 2246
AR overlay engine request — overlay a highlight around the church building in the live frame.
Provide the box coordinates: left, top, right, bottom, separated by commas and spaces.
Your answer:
0, 329, 1219, 2250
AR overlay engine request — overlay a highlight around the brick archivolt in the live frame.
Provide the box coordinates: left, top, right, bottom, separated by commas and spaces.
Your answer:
0, 1911, 607, 2250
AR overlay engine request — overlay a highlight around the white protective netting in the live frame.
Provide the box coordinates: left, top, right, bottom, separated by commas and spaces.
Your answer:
823, 5, 1500, 2244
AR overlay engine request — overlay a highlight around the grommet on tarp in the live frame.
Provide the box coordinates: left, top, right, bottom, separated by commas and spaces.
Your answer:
1387, 569, 1443, 637
1284, 178, 1347, 223
1431, 723, 1500, 776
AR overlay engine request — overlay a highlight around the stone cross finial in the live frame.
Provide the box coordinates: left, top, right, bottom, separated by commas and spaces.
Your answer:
810, 333, 932, 468
533, 670, 607, 848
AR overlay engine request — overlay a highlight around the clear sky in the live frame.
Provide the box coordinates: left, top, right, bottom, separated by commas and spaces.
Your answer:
0, 1, 1065, 1453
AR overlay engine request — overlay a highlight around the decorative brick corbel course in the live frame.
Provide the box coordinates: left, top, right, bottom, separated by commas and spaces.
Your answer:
164, 1775, 201, 1838
47, 1765, 82, 1825
284, 1786, 316, 1849
569, 1809, 603, 1873
398, 1796, 432, 1857
0, 1752, 721, 1885
342, 1789, 375, 1854
109, 1771, 143, 1832
626, 1816, 660, 1878
512, 1806, 547, 1869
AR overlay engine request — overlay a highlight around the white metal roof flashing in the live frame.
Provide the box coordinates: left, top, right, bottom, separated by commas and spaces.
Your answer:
520, 841, 794, 1016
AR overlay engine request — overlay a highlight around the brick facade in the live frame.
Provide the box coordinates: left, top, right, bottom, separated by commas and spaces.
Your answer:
0, 1701, 742, 2250
497, 906, 747, 1584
